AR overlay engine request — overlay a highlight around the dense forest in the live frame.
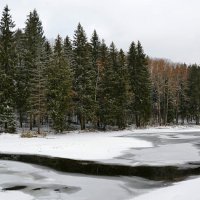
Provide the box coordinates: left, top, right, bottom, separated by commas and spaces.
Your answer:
0, 5, 200, 133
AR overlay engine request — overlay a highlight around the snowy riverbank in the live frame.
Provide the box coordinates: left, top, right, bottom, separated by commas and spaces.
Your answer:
0, 130, 152, 161
0, 125, 200, 162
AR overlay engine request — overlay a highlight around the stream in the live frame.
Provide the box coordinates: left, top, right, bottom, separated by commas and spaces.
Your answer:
0, 160, 165, 200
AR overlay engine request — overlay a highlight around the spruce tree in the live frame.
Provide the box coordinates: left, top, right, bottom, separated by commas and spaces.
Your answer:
0, 5, 16, 132
127, 42, 137, 125
44, 40, 52, 59
188, 65, 200, 124
73, 23, 96, 129
95, 40, 109, 129
98, 41, 117, 128
106, 43, 128, 129
108, 42, 120, 126
127, 41, 151, 127
24, 9, 46, 133
15, 29, 29, 128
90, 30, 101, 102
116, 49, 128, 129
90, 30, 101, 127
64, 36, 74, 70
47, 35, 72, 132
178, 65, 189, 124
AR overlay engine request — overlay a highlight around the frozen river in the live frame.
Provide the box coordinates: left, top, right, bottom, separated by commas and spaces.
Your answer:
0, 160, 163, 200
1, 127, 200, 199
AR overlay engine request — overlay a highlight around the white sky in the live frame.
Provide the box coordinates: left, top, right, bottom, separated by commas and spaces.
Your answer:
1, 0, 200, 64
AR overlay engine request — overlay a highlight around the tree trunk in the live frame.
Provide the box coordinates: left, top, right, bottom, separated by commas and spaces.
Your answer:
158, 96, 161, 126
19, 113, 23, 128
80, 115, 85, 130
94, 64, 100, 102
196, 115, 199, 125
175, 107, 179, 124
135, 114, 140, 127
30, 114, 32, 130
37, 114, 41, 134
4, 122, 7, 131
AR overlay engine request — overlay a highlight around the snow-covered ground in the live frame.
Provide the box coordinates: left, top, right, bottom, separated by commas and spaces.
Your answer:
129, 125, 200, 134
0, 190, 33, 200
131, 177, 200, 200
0, 130, 152, 160
0, 126, 200, 165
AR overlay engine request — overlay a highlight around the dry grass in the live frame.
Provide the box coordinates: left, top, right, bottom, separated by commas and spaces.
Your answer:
20, 130, 47, 138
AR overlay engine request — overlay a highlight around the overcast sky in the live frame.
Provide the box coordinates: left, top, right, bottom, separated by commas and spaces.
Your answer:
1, 0, 200, 64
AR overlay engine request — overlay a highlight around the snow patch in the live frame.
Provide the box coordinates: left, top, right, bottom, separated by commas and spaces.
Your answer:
131, 177, 200, 200
132, 143, 200, 166
0, 189, 33, 200
130, 125, 200, 134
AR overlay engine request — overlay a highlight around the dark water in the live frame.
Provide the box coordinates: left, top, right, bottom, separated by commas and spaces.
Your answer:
0, 153, 200, 181
0, 152, 200, 199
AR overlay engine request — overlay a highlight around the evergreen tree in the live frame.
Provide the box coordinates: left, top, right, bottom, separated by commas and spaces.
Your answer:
127, 42, 137, 124
178, 65, 189, 124
0, 5, 16, 132
105, 43, 128, 129
90, 30, 101, 127
15, 29, 29, 128
73, 23, 96, 129
64, 36, 74, 70
47, 35, 72, 132
90, 30, 101, 102
95, 40, 109, 129
108, 42, 120, 126
188, 65, 200, 124
44, 40, 52, 59
116, 49, 128, 128
127, 41, 151, 127
24, 9, 46, 133
98, 41, 117, 128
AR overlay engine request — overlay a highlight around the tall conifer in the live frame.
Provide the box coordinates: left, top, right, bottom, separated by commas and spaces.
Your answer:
24, 9, 46, 133
73, 23, 95, 129
0, 5, 16, 132
188, 65, 200, 124
128, 41, 151, 127
47, 35, 72, 132
15, 29, 29, 128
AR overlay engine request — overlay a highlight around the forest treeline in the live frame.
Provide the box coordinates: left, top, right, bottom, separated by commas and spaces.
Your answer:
0, 6, 200, 133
